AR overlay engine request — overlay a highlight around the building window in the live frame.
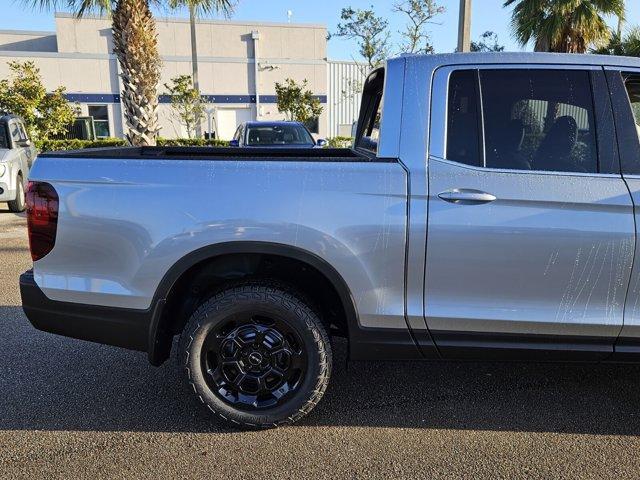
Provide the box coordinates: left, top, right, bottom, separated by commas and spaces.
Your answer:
89, 105, 110, 138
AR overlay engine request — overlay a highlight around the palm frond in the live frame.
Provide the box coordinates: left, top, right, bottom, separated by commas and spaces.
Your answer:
505, 0, 624, 53
19, 0, 113, 16
168, 0, 235, 18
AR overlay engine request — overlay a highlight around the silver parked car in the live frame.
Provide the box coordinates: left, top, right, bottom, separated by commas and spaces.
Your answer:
20, 53, 640, 428
0, 114, 36, 212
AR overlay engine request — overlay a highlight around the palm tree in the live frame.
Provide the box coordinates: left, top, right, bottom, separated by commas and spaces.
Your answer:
617, 0, 625, 37
24, 0, 161, 145
593, 26, 640, 56
504, 0, 625, 53
170, 0, 233, 138
112, 0, 162, 145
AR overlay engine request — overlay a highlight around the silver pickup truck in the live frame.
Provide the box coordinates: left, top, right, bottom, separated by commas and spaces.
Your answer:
19, 53, 640, 428
0, 114, 36, 212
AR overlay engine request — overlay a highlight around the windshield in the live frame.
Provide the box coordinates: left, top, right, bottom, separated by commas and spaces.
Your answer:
246, 124, 314, 146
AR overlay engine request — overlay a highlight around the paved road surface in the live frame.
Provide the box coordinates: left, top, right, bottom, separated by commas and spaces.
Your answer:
1, 206, 640, 479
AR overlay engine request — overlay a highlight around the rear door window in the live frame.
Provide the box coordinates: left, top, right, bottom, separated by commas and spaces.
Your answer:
481, 69, 597, 173
445, 69, 600, 174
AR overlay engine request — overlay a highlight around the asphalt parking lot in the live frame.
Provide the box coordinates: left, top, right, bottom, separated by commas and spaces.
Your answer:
2, 206, 640, 479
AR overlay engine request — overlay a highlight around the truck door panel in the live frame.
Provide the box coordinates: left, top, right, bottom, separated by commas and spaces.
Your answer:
607, 69, 640, 359
425, 66, 634, 360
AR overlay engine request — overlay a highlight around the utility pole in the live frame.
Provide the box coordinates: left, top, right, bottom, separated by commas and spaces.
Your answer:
457, 0, 472, 53
189, 4, 202, 138
252, 30, 261, 121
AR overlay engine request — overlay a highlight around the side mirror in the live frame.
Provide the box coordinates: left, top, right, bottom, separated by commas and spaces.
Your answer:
18, 139, 31, 148
229, 139, 239, 147
316, 139, 328, 147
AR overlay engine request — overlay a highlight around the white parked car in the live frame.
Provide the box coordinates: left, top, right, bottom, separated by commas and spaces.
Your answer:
0, 114, 36, 212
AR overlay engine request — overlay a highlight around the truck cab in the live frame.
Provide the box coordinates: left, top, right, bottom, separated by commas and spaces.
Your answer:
382, 53, 640, 361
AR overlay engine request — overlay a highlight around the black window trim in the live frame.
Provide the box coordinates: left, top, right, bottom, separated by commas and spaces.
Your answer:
474, 69, 486, 168
590, 69, 620, 175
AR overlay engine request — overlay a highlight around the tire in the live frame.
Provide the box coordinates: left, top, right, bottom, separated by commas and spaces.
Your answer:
180, 281, 332, 428
8, 174, 25, 213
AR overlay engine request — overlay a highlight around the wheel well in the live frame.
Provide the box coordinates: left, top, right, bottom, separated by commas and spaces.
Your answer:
151, 252, 351, 364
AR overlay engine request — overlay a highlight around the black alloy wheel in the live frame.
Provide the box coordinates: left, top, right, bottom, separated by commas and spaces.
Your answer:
180, 282, 332, 428
200, 313, 307, 410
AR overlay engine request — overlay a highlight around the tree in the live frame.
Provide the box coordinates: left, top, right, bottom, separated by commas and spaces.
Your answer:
169, 0, 234, 138
0, 61, 78, 140
164, 74, 205, 138
23, 0, 162, 146
393, 0, 445, 55
274, 78, 323, 123
504, 0, 625, 53
112, 0, 162, 145
471, 31, 505, 52
332, 7, 390, 69
592, 26, 640, 56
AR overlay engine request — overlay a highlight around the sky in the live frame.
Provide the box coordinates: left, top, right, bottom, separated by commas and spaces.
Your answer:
2, 0, 640, 60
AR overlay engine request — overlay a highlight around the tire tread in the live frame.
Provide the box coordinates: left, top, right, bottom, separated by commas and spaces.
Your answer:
179, 280, 332, 428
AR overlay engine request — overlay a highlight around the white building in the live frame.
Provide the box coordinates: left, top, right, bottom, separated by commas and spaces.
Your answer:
0, 13, 367, 140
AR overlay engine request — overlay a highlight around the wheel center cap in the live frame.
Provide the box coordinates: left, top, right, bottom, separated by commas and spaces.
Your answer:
248, 352, 263, 366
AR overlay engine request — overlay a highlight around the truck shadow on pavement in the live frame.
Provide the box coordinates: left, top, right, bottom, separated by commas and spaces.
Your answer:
1, 304, 640, 435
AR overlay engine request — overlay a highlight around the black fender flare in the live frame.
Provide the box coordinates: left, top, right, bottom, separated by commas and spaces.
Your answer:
147, 241, 362, 365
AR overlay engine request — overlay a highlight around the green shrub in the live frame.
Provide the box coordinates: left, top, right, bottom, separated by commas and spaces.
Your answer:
36, 137, 230, 152
156, 137, 229, 147
36, 138, 128, 152
326, 136, 353, 148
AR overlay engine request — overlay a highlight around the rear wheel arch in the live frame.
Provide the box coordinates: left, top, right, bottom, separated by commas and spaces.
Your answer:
147, 241, 359, 366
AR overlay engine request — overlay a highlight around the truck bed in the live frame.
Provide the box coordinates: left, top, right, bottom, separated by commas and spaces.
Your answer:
27, 151, 408, 334
38, 146, 384, 162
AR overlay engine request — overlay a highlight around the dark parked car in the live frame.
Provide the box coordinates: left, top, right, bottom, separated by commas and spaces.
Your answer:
230, 121, 327, 148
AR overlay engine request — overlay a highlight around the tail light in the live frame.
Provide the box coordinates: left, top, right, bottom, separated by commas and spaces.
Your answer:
25, 181, 59, 261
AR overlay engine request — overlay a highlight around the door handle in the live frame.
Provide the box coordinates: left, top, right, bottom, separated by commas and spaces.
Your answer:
437, 189, 496, 205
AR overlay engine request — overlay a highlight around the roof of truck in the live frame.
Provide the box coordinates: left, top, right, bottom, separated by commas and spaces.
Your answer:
391, 51, 640, 69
